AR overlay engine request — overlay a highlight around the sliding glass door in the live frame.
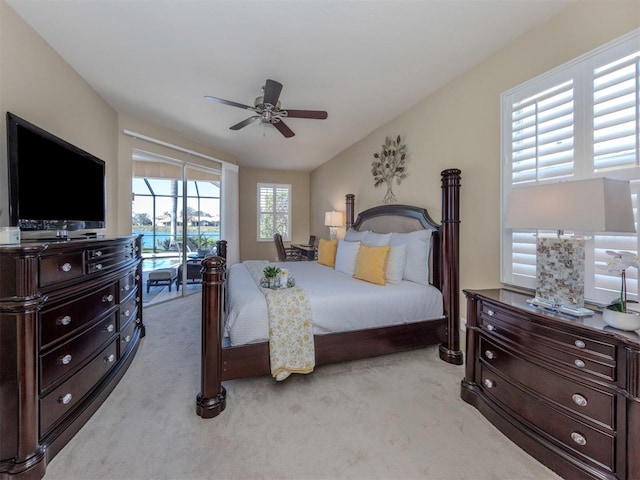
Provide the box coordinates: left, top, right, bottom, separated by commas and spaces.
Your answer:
132, 152, 220, 305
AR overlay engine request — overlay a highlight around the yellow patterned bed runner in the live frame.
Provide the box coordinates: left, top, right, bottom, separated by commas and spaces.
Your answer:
245, 261, 315, 381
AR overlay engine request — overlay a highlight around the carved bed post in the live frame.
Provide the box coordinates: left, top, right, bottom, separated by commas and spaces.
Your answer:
345, 194, 355, 230
439, 169, 463, 365
196, 240, 228, 418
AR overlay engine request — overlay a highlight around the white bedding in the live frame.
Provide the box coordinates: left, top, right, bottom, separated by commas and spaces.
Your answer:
225, 260, 444, 346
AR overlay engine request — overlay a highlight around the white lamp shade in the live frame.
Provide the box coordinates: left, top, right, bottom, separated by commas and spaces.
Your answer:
324, 211, 343, 227
506, 178, 636, 233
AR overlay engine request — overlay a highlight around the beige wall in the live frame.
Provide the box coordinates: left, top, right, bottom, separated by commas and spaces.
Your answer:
310, 1, 640, 319
0, 1, 118, 231
239, 167, 310, 262
0, 1, 237, 238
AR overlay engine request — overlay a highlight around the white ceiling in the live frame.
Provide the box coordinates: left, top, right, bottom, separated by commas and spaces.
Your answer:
8, 0, 573, 171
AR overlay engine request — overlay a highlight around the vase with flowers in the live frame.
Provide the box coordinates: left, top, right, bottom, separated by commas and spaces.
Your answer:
263, 265, 281, 289
602, 250, 640, 331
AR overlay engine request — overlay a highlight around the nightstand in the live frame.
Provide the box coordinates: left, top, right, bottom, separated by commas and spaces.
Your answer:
461, 288, 640, 480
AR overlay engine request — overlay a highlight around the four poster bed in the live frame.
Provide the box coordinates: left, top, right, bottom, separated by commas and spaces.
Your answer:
196, 168, 462, 418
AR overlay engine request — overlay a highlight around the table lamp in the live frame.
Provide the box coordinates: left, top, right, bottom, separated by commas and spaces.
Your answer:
506, 177, 635, 314
324, 211, 343, 240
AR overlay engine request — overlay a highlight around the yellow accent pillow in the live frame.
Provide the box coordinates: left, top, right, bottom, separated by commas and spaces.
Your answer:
354, 245, 390, 285
317, 239, 338, 267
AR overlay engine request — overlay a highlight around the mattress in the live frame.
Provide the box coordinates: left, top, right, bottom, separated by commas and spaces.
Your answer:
225, 260, 444, 346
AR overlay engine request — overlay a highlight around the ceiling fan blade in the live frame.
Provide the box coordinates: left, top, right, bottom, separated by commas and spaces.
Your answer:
263, 79, 283, 106
230, 116, 261, 130
204, 96, 255, 111
273, 120, 295, 138
285, 109, 328, 120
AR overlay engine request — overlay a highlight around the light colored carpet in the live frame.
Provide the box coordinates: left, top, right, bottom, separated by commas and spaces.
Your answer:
43, 294, 560, 480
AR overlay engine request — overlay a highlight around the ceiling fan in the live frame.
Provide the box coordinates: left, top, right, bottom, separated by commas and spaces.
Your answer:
204, 79, 328, 138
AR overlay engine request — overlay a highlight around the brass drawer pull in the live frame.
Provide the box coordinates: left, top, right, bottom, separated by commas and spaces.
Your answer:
574, 359, 586, 368
571, 432, 587, 446
60, 262, 72, 272
483, 378, 495, 389
574, 339, 586, 349
485, 350, 497, 360
57, 315, 72, 326
103, 294, 114, 303
59, 393, 73, 405
60, 354, 72, 365
572, 394, 588, 407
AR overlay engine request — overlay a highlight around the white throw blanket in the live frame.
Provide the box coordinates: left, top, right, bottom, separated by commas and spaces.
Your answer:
244, 261, 315, 381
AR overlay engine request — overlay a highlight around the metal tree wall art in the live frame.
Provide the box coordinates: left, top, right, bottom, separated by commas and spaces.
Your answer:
371, 135, 408, 204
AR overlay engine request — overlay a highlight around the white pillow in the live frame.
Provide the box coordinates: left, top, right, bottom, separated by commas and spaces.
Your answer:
363, 231, 392, 246
385, 244, 407, 284
334, 240, 361, 276
344, 229, 369, 242
390, 230, 432, 284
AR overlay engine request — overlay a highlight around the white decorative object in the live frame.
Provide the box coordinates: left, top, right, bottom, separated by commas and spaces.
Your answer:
279, 268, 288, 288
0, 227, 20, 245
602, 308, 640, 331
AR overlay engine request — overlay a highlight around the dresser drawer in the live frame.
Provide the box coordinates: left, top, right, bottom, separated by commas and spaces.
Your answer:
119, 294, 138, 325
40, 313, 117, 392
480, 363, 616, 472
480, 306, 616, 381
119, 315, 138, 358
86, 243, 135, 274
119, 269, 138, 297
40, 340, 118, 435
40, 283, 118, 348
479, 336, 616, 429
39, 252, 85, 287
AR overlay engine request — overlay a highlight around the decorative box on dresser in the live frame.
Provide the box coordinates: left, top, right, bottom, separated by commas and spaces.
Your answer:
461, 289, 640, 480
0, 235, 145, 479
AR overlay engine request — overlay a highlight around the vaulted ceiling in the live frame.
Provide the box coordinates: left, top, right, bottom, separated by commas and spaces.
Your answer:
8, 0, 574, 171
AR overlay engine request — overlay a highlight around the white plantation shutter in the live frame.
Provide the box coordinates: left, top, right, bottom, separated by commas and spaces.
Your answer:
257, 183, 291, 241
501, 29, 640, 305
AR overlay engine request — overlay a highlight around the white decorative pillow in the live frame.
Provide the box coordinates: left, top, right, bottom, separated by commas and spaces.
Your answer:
385, 244, 407, 284
344, 229, 369, 242
390, 230, 432, 284
362, 231, 392, 246
334, 240, 361, 276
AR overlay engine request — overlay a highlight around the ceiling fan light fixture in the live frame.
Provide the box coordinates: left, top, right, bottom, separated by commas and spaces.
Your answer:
206, 78, 327, 138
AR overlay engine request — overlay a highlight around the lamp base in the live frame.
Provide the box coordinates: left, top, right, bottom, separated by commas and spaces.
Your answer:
526, 297, 594, 317
536, 236, 585, 307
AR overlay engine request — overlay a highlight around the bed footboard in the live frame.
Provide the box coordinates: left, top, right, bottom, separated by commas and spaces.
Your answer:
196, 249, 227, 418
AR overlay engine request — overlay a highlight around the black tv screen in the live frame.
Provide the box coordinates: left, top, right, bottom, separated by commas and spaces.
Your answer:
7, 112, 106, 233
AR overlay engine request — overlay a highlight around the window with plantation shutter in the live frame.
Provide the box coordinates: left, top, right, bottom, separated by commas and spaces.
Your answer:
257, 183, 291, 241
501, 29, 640, 307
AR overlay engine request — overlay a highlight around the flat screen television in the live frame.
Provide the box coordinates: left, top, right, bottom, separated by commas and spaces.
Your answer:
6, 112, 106, 238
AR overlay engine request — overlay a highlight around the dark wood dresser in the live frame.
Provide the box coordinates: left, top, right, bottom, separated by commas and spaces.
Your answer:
461, 288, 640, 480
0, 235, 145, 479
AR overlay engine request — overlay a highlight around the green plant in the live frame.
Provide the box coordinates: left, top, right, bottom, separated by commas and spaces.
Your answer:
263, 265, 281, 278
371, 135, 408, 204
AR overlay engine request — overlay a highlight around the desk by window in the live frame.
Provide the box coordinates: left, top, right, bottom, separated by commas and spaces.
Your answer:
292, 244, 317, 261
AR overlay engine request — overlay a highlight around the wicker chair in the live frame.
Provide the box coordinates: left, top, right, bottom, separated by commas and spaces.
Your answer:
273, 233, 303, 262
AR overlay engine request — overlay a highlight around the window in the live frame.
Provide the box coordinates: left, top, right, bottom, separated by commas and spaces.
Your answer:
501, 29, 640, 306
257, 183, 292, 241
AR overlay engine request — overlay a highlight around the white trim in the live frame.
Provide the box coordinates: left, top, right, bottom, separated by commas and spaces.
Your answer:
123, 129, 238, 171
